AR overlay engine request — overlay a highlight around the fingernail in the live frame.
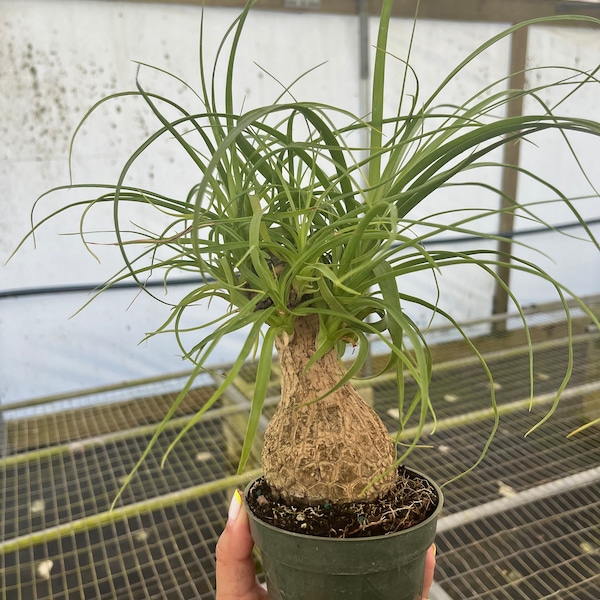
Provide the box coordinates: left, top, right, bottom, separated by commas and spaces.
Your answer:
432, 543, 437, 557
227, 489, 243, 524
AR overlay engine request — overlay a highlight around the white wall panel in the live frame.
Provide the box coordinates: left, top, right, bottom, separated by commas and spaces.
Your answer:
1, 0, 598, 403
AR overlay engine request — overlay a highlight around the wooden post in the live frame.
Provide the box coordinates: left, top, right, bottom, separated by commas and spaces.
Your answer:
492, 24, 529, 332
0, 413, 5, 458
583, 327, 600, 425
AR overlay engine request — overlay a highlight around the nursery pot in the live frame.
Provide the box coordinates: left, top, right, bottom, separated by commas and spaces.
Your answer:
244, 468, 443, 600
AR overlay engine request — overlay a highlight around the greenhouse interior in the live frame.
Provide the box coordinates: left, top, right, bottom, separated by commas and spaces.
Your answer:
1, 1, 600, 599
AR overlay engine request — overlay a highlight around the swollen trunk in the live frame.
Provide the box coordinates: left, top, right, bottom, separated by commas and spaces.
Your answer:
262, 314, 397, 505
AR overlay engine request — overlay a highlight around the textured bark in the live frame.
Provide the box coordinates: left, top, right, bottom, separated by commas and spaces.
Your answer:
262, 314, 397, 504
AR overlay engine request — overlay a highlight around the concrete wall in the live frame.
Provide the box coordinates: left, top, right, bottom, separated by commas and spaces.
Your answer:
1, 0, 599, 404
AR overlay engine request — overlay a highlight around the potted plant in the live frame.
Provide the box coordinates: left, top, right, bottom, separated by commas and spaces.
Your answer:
12, 0, 600, 598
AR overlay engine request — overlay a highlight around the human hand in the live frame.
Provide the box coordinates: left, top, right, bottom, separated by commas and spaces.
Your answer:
216, 490, 437, 600
216, 489, 269, 600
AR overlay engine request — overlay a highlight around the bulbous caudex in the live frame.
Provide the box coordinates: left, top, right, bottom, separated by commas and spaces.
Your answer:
262, 314, 397, 505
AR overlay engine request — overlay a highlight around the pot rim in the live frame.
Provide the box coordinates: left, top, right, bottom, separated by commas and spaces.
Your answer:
243, 466, 443, 542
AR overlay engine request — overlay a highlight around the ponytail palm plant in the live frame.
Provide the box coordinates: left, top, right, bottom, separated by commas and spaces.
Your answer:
15, 0, 600, 509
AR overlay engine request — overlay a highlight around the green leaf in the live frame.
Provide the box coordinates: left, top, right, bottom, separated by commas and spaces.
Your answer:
238, 326, 278, 473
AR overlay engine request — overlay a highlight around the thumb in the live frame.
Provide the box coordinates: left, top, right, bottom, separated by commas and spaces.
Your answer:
215, 490, 267, 600
422, 544, 437, 600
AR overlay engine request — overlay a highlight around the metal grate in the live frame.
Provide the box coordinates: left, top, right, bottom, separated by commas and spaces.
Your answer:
435, 483, 600, 600
0, 376, 260, 600
0, 495, 229, 600
1, 297, 599, 599
406, 392, 600, 513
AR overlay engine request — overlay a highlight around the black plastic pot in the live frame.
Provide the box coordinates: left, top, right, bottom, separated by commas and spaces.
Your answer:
244, 468, 443, 600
